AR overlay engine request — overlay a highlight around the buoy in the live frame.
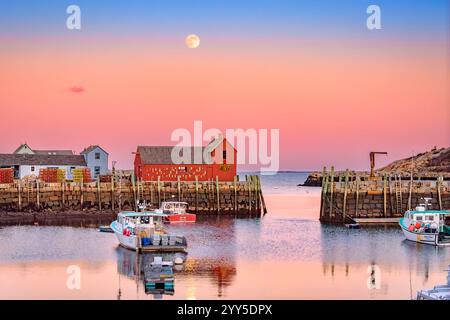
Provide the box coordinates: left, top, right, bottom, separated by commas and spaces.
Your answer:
415, 222, 422, 229
174, 257, 184, 265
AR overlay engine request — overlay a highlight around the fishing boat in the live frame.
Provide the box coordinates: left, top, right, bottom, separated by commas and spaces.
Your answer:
154, 201, 196, 224
417, 265, 450, 300
110, 210, 188, 252
399, 198, 450, 247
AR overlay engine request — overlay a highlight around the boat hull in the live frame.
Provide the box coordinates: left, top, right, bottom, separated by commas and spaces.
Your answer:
110, 221, 187, 252
165, 213, 196, 224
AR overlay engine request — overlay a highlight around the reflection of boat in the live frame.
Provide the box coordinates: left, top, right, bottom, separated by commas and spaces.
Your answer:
144, 257, 175, 295
399, 199, 450, 247
116, 247, 187, 297
155, 201, 196, 224
111, 211, 187, 252
417, 265, 450, 300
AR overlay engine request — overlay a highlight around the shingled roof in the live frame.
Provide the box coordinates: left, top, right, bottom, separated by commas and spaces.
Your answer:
0, 154, 87, 166
80, 145, 109, 155
137, 146, 210, 165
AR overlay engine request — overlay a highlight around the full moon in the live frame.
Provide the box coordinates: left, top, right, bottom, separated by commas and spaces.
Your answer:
185, 34, 200, 49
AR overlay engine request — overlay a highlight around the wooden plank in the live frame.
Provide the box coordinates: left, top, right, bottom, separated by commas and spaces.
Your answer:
354, 217, 400, 224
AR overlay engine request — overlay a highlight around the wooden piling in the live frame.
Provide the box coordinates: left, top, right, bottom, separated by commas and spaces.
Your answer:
216, 176, 220, 214
258, 175, 268, 216
132, 173, 137, 211
119, 174, 122, 211
329, 166, 335, 219
80, 178, 84, 210
177, 176, 181, 202
437, 176, 443, 210
355, 176, 360, 218
36, 180, 40, 211
233, 175, 238, 214
18, 181, 22, 211
342, 169, 349, 223
383, 174, 387, 218
157, 176, 161, 207
62, 179, 65, 210
195, 176, 199, 214
111, 175, 115, 212
320, 171, 328, 220
97, 176, 102, 211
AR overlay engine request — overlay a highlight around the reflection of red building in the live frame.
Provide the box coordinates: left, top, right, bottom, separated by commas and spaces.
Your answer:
134, 137, 237, 181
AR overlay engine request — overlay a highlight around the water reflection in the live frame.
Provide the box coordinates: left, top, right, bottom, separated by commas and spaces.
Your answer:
115, 245, 237, 299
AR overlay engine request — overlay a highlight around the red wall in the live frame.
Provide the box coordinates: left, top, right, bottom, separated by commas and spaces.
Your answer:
134, 139, 238, 181
135, 163, 236, 181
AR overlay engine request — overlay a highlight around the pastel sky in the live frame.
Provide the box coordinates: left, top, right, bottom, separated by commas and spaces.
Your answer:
0, 0, 449, 171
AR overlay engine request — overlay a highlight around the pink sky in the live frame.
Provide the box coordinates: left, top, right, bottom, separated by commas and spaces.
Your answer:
0, 36, 449, 171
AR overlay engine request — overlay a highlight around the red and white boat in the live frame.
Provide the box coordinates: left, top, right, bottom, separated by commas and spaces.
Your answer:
155, 201, 196, 224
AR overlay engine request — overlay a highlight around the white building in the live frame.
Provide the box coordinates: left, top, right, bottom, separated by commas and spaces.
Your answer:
0, 154, 87, 180
80, 145, 109, 179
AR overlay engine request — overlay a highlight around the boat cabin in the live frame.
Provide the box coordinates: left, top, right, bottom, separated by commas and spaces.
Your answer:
159, 202, 188, 214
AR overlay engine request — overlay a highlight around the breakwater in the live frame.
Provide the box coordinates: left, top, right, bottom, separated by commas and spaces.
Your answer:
319, 168, 450, 224
0, 175, 266, 217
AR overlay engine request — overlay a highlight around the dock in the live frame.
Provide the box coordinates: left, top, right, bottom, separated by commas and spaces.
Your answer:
0, 175, 266, 217
319, 167, 450, 225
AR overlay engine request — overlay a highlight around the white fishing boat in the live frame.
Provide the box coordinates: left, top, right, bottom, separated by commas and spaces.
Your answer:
399, 198, 450, 247
110, 209, 188, 252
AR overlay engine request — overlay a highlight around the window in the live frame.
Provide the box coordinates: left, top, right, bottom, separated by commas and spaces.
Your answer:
425, 216, 434, 221
94, 166, 101, 176
416, 216, 423, 221
31, 166, 35, 172
95, 153, 101, 160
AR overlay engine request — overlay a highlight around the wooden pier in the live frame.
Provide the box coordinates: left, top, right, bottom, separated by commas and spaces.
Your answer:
0, 175, 267, 217
319, 167, 450, 224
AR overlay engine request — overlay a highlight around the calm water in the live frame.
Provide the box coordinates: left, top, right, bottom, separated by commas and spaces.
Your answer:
0, 173, 449, 300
